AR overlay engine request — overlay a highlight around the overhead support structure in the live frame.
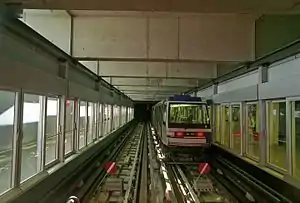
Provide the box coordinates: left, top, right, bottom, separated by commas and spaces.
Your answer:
10, 0, 300, 13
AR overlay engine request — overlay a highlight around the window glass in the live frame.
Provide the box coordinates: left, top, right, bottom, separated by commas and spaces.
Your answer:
87, 102, 93, 145
45, 97, 59, 164
103, 104, 107, 135
107, 105, 111, 133
267, 101, 287, 170
79, 101, 87, 149
98, 104, 102, 138
246, 103, 259, 159
65, 99, 74, 154
115, 105, 120, 129
123, 106, 126, 125
21, 94, 43, 182
105, 104, 109, 135
221, 104, 230, 147
231, 104, 241, 154
0, 90, 15, 193
215, 105, 221, 143
168, 103, 210, 128
291, 101, 300, 179
92, 103, 97, 141
113, 105, 116, 130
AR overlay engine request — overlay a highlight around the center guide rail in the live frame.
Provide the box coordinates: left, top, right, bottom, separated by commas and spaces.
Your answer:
150, 125, 237, 203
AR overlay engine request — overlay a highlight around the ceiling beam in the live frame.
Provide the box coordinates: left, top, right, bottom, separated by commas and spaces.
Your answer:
116, 85, 189, 91
15, 0, 300, 13
101, 77, 205, 87
97, 61, 217, 79
76, 57, 237, 64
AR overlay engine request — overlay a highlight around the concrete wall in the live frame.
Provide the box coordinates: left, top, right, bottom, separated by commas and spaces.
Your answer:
73, 12, 255, 61
22, 10, 71, 54
255, 14, 300, 58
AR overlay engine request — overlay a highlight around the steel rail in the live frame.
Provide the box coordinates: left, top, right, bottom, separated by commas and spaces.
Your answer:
176, 165, 201, 203
79, 125, 136, 202
138, 124, 149, 203
123, 124, 144, 203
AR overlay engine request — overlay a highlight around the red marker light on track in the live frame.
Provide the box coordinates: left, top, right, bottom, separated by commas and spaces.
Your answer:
198, 162, 211, 175
105, 162, 117, 175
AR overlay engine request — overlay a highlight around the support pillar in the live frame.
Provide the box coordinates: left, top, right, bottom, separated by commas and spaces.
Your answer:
258, 64, 268, 166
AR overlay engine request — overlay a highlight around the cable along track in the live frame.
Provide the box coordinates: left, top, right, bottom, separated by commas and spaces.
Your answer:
87, 123, 145, 203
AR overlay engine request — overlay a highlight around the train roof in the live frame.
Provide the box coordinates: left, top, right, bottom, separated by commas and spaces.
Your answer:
167, 95, 202, 102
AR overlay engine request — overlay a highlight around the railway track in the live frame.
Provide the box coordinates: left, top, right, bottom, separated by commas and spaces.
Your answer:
170, 164, 238, 203
69, 123, 249, 203
84, 123, 148, 203
149, 125, 238, 203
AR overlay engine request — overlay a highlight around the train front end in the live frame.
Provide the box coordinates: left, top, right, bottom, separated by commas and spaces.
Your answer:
166, 96, 211, 149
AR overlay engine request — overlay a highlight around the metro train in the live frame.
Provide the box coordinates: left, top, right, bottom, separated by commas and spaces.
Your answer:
151, 95, 212, 159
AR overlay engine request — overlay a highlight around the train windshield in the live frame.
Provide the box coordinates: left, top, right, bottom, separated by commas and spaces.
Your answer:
168, 103, 210, 128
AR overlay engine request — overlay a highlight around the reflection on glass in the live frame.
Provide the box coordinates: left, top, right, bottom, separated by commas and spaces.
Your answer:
292, 101, 300, 179
103, 104, 108, 135
267, 101, 287, 170
87, 102, 93, 145
169, 103, 210, 125
107, 105, 111, 133
45, 97, 59, 164
221, 105, 230, 147
215, 105, 221, 143
21, 94, 43, 182
123, 106, 126, 125
98, 104, 102, 138
231, 104, 241, 154
79, 101, 86, 149
0, 91, 15, 194
92, 103, 97, 141
113, 105, 117, 130
65, 99, 74, 154
104, 104, 111, 135
246, 103, 259, 159
116, 106, 120, 129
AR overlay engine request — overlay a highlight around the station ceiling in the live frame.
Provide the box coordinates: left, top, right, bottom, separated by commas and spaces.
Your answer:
7, 0, 300, 101
7, 0, 300, 13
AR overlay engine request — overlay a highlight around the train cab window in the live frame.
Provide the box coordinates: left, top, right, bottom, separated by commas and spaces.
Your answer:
267, 101, 287, 170
215, 105, 221, 143
221, 104, 230, 147
231, 104, 241, 154
246, 103, 259, 159
291, 100, 300, 180
168, 103, 210, 128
